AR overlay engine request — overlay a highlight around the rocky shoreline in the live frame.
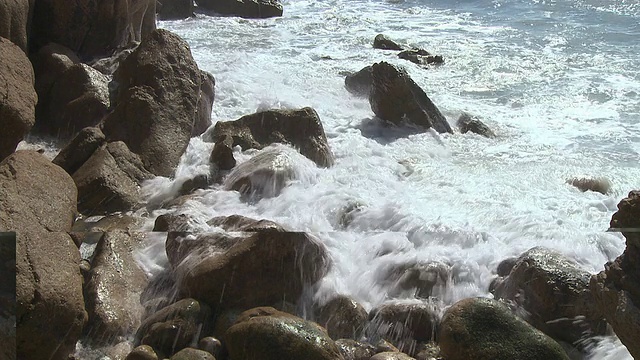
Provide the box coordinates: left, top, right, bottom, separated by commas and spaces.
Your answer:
0, 1, 638, 359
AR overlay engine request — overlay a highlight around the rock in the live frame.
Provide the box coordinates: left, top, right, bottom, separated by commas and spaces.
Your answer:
194, 71, 215, 137
206, 214, 282, 232
209, 135, 236, 171
496, 257, 517, 276
153, 214, 192, 232
385, 261, 449, 299
178, 174, 212, 196
32, 42, 80, 97
196, 0, 283, 18
207, 107, 333, 167
367, 302, 437, 355
0, 38, 37, 161
225, 307, 343, 360
373, 34, 403, 51
369, 62, 452, 134
72, 141, 154, 215
370, 352, 415, 360
457, 113, 495, 138
52, 127, 107, 175
335, 339, 376, 360
0, 151, 77, 232
170, 348, 216, 360
30, 0, 156, 59
439, 298, 569, 360
169, 228, 330, 309
73, 213, 145, 233
136, 298, 212, 357
158, 0, 194, 20
127, 345, 159, 360
344, 66, 373, 97
413, 342, 441, 360
197, 337, 222, 358
84, 231, 147, 344
0, 0, 32, 51
102, 29, 204, 177
590, 190, 640, 358
315, 295, 368, 340
90, 45, 137, 76
567, 177, 611, 195
16, 231, 87, 360
493, 247, 606, 345
398, 50, 443, 66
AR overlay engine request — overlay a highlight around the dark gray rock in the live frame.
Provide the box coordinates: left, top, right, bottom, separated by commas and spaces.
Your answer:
457, 113, 495, 138
373, 34, 403, 50
345, 66, 373, 97
196, 0, 283, 18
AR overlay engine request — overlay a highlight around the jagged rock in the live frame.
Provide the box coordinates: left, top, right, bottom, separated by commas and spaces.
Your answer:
209, 135, 236, 171
90, 45, 137, 76
225, 307, 343, 360
335, 339, 376, 360
194, 71, 215, 137
345, 65, 373, 97
373, 34, 403, 50
590, 190, 640, 358
206, 214, 282, 231
314, 295, 368, 340
126, 345, 159, 360
567, 177, 611, 195
206, 107, 333, 167
457, 113, 495, 138
439, 298, 569, 360
72, 141, 154, 215
367, 302, 437, 355
53, 127, 107, 175
16, 231, 87, 360
0, 38, 37, 161
398, 49, 443, 66
0, 151, 77, 232
0, 0, 33, 52
196, 0, 283, 18
170, 348, 216, 360
102, 29, 205, 177
153, 214, 191, 232
157, 0, 194, 20
369, 62, 452, 133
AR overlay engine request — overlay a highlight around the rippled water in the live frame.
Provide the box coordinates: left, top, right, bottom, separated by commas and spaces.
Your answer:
134, 0, 640, 357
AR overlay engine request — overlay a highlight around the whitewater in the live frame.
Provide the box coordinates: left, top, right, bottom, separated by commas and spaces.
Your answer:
112, 0, 640, 358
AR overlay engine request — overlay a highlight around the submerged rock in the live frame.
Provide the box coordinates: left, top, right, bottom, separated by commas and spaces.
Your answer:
456, 113, 496, 138
335, 339, 376, 360
196, 0, 283, 18
398, 49, 443, 66
567, 177, 611, 195
373, 34, 404, 50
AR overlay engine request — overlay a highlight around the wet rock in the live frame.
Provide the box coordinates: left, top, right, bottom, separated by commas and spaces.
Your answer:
84, 231, 148, 344
136, 298, 211, 357
197, 337, 222, 358
127, 345, 159, 360
439, 298, 569, 360
178, 174, 212, 197
53, 127, 107, 175
170, 347, 216, 360
30, 0, 156, 59
375, 339, 401, 353
225, 307, 343, 360
493, 247, 606, 346
496, 257, 517, 276
367, 302, 437, 355
72, 213, 145, 233
169, 229, 330, 309
385, 261, 449, 299
413, 342, 441, 360
590, 190, 640, 358
102, 29, 205, 177
153, 214, 191, 232
194, 71, 215, 137
158, 0, 194, 20
209, 135, 236, 171
344, 65, 373, 97
0, 0, 32, 51
0, 38, 37, 161
196, 0, 283, 18
373, 34, 403, 50
16, 231, 87, 360
370, 352, 415, 360
456, 113, 495, 138
335, 339, 376, 360
206, 214, 283, 232
315, 295, 368, 340
0, 151, 77, 232
567, 177, 611, 195
398, 50, 443, 66
90, 45, 137, 76
206, 107, 333, 167
72, 141, 154, 215
369, 62, 452, 134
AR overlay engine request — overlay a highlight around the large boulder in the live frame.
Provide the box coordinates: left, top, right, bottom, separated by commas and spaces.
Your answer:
53, 126, 107, 175
196, 0, 283, 18
369, 61, 452, 134
84, 231, 148, 344
344, 65, 373, 98
335, 339, 376, 360
493, 247, 606, 345
439, 298, 569, 360
0, 151, 77, 232
72, 141, 154, 215
157, 0, 194, 20
367, 302, 437, 355
225, 307, 344, 360
194, 71, 215, 137
207, 107, 333, 167
30, 0, 156, 59
102, 29, 205, 177
373, 34, 403, 51
315, 295, 368, 340
170, 348, 216, 360
590, 190, 640, 358
0, 0, 33, 52
16, 231, 87, 360
0, 37, 37, 161
169, 225, 330, 309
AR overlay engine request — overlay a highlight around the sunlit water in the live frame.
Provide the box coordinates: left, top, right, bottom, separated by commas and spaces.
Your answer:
74, 0, 640, 357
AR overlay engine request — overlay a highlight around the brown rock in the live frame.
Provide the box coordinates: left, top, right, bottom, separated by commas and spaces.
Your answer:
368, 302, 437, 355
90, 45, 137, 76
385, 261, 449, 299
335, 339, 376, 360
206, 214, 282, 232
127, 345, 159, 360
53, 127, 107, 175
170, 348, 216, 360
344, 65, 373, 97
373, 34, 403, 51
370, 352, 415, 360
193, 71, 215, 137
196, 0, 283, 18
0, 37, 37, 161
315, 295, 368, 340
197, 337, 222, 358
0, 0, 33, 52
153, 214, 191, 232
157, 0, 194, 20
456, 113, 495, 138
209, 135, 236, 171
32, 42, 80, 98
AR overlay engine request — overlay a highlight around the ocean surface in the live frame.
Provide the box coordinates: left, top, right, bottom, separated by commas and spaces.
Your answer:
80, 0, 640, 357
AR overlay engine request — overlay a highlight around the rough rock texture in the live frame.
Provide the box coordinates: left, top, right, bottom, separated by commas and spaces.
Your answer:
344, 65, 373, 97
368, 302, 437, 355
369, 62, 452, 134
0, 0, 33, 52
0, 151, 77, 232
567, 177, 611, 195
0, 37, 37, 161
208, 107, 333, 167
457, 113, 495, 138
153, 213, 192, 232
53, 127, 107, 175
168, 228, 330, 309
30, 0, 156, 59
157, 0, 194, 20
590, 190, 640, 358
72, 141, 153, 215
315, 295, 368, 340
209, 134, 236, 170
373, 34, 403, 50
225, 307, 344, 360
206, 214, 282, 232
370, 352, 415, 360
196, 0, 283, 18
16, 231, 87, 360
194, 71, 216, 136
126, 345, 159, 360
335, 339, 376, 360
398, 49, 443, 66
90, 45, 136, 76
170, 348, 216, 360
102, 29, 204, 177
493, 247, 606, 345
439, 298, 569, 360
84, 231, 147, 344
